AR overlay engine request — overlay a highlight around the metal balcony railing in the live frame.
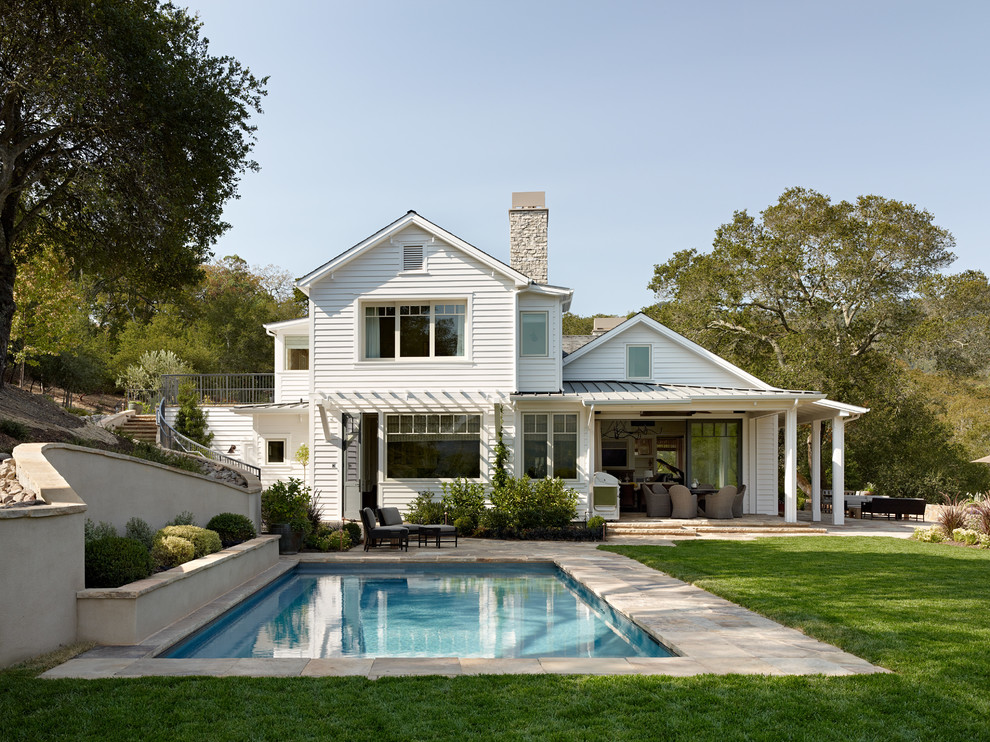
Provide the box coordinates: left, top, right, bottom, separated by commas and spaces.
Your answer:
157, 400, 261, 479
160, 374, 275, 406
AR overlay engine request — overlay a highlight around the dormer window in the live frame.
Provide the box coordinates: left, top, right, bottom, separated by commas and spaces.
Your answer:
285, 335, 309, 370
626, 344, 652, 380
364, 301, 466, 360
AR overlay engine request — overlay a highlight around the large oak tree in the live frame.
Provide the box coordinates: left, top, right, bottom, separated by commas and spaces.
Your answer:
0, 0, 266, 384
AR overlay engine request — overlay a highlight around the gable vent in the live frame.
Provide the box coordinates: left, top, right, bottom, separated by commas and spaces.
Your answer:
402, 245, 424, 271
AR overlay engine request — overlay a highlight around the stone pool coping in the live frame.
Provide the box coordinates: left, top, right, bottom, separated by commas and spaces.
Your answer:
42, 541, 888, 679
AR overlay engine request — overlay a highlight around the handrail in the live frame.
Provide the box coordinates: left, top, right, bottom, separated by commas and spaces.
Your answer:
157, 399, 261, 480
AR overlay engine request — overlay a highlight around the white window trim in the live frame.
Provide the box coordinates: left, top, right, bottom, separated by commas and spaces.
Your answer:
265, 437, 289, 465
383, 412, 485, 481
283, 335, 309, 372
626, 343, 653, 381
519, 311, 550, 358
358, 298, 471, 363
521, 412, 579, 481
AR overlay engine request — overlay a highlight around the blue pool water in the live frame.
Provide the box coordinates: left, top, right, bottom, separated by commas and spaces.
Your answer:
164, 563, 672, 659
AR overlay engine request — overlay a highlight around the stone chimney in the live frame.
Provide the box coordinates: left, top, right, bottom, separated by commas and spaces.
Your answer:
509, 191, 548, 284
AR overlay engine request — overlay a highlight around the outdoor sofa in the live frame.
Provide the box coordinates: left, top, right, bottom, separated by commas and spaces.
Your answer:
860, 497, 926, 521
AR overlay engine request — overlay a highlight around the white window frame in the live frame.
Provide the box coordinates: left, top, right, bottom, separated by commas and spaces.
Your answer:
265, 437, 288, 465
360, 299, 469, 361
521, 412, 579, 481
284, 335, 309, 371
519, 311, 549, 358
626, 343, 652, 380
383, 413, 483, 480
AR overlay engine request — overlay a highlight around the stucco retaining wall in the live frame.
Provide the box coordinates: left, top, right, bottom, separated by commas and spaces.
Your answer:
76, 536, 279, 645
0, 502, 86, 667
26, 443, 262, 532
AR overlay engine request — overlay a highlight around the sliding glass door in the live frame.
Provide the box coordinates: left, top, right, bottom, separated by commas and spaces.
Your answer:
688, 421, 741, 488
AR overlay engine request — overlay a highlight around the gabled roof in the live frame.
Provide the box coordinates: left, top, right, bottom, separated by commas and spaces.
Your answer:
562, 313, 772, 390
296, 211, 534, 293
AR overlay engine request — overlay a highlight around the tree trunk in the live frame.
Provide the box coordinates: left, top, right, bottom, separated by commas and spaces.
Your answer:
0, 212, 17, 390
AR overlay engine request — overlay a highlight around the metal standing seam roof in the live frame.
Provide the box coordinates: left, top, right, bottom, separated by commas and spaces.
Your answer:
514, 381, 826, 401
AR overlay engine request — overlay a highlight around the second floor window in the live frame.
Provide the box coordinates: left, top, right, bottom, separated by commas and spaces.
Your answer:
285, 335, 309, 370
364, 302, 466, 359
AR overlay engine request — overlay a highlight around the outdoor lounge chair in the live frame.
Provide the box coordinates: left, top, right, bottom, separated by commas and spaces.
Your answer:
732, 485, 747, 517
643, 482, 672, 517
703, 485, 737, 519
377, 507, 422, 536
668, 484, 698, 519
359, 507, 409, 551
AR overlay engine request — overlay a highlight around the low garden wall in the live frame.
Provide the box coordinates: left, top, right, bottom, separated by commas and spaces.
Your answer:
77, 536, 279, 645
22, 443, 262, 533
0, 444, 267, 667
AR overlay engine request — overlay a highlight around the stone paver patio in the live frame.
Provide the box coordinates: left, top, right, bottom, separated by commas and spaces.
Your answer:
43, 534, 890, 680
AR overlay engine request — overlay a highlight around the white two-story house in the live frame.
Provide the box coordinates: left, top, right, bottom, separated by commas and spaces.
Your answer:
164, 192, 866, 525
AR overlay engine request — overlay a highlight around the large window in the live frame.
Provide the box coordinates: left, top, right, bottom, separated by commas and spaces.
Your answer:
364, 302, 466, 359
626, 344, 652, 380
520, 312, 548, 357
285, 335, 309, 370
386, 413, 481, 478
522, 413, 578, 480
688, 420, 741, 488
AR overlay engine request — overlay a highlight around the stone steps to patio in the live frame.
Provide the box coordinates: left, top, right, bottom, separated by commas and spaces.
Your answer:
117, 415, 159, 444
607, 518, 827, 537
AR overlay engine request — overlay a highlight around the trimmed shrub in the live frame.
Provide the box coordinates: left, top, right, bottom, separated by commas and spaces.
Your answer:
311, 525, 351, 552
85, 536, 153, 588
206, 513, 257, 548
488, 476, 580, 533
165, 511, 197, 527
440, 478, 486, 525
952, 528, 981, 546
343, 520, 362, 546
124, 517, 154, 551
155, 525, 221, 558
453, 515, 477, 537
405, 490, 445, 525
261, 478, 311, 534
84, 518, 118, 543
152, 534, 196, 569
913, 527, 944, 543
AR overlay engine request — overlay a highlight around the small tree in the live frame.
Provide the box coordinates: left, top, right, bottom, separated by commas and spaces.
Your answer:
174, 384, 213, 447
293, 443, 310, 485
116, 350, 191, 407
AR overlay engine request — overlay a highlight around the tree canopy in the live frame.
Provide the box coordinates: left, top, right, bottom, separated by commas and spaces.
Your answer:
647, 187, 989, 499
648, 187, 955, 393
0, 0, 266, 382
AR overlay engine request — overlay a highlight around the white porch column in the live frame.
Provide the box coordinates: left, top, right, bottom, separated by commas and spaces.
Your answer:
832, 416, 845, 526
811, 419, 822, 522
784, 405, 798, 523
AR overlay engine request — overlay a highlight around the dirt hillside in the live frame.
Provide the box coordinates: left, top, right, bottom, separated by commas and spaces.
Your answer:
0, 385, 121, 453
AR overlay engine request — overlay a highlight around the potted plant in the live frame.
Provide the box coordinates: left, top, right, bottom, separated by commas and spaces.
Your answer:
261, 478, 312, 554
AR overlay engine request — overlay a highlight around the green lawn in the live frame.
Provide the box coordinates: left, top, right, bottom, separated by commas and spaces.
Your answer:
2, 537, 988, 741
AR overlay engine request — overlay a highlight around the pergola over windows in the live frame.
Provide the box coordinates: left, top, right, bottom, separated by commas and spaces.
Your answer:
385, 413, 481, 478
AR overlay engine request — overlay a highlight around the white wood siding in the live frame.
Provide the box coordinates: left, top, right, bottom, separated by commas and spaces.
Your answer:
309, 225, 517, 394
755, 414, 778, 515
517, 294, 562, 392
564, 325, 755, 386
276, 372, 308, 404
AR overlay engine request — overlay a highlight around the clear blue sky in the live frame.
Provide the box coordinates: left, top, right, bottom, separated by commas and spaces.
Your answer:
192, 0, 990, 316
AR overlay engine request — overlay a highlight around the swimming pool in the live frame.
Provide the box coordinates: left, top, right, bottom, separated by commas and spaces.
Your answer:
164, 562, 672, 659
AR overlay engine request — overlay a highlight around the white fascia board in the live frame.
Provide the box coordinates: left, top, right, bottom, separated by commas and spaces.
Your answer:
296, 212, 532, 290
562, 313, 774, 390
519, 283, 574, 312
263, 317, 308, 336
